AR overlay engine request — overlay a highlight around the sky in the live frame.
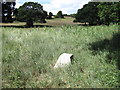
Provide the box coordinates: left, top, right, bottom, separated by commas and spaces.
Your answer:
15, 0, 91, 14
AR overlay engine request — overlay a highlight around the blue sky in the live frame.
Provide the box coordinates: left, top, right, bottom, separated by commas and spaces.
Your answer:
16, 0, 91, 14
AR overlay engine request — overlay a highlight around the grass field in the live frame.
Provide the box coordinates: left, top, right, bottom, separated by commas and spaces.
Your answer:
1, 17, 120, 88
0, 17, 85, 27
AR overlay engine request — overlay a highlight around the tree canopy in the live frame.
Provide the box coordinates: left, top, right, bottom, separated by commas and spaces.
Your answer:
55, 11, 64, 18
97, 2, 120, 25
16, 2, 47, 27
47, 12, 53, 19
74, 2, 100, 25
0, 0, 16, 23
74, 2, 120, 25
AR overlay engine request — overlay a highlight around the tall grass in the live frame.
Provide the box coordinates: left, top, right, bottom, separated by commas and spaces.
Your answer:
0, 28, 2, 89
2, 24, 120, 88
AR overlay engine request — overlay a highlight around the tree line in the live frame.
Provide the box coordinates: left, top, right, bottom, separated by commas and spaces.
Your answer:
74, 2, 120, 25
0, 1, 65, 27
0, 1, 120, 27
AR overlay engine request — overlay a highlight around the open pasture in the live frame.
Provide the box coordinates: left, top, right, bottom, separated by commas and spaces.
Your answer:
1, 24, 120, 88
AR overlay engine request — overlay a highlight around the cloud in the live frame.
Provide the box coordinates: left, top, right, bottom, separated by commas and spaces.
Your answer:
42, 0, 91, 14
15, 0, 91, 14
15, 0, 23, 8
15, 0, 51, 8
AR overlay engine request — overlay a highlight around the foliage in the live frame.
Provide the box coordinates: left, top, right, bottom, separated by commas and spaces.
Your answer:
2, 24, 120, 88
47, 12, 53, 19
97, 2, 120, 25
13, 8, 18, 17
0, 0, 16, 23
55, 11, 64, 18
74, 2, 100, 25
63, 14, 68, 16
16, 2, 47, 27
75, 2, 120, 25
70, 13, 76, 18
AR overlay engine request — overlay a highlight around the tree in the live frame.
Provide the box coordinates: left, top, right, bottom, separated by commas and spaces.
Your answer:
13, 8, 18, 16
97, 2, 120, 25
40, 10, 47, 23
55, 11, 64, 18
0, 0, 16, 23
47, 12, 53, 19
63, 14, 69, 16
0, 2, 2, 22
70, 13, 76, 18
16, 2, 47, 27
74, 2, 100, 25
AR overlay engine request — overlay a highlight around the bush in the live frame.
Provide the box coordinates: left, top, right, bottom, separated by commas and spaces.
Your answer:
55, 11, 64, 18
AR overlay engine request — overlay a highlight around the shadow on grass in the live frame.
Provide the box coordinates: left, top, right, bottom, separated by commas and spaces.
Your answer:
89, 32, 120, 87
89, 32, 120, 69
0, 25, 53, 28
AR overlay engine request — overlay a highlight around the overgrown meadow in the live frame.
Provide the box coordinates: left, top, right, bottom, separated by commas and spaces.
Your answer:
2, 24, 120, 88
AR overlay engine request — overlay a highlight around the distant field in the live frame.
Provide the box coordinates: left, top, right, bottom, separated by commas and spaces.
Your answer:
1, 24, 120, 88
0, 17, 83, 27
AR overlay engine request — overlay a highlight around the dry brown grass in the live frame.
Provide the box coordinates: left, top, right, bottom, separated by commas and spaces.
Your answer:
0, 17, 84, 27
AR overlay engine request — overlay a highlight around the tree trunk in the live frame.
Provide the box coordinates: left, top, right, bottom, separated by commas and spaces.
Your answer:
26, 18, 33, 27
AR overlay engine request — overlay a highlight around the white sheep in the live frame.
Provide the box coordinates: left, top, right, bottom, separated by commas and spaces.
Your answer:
54, 53, 73, 68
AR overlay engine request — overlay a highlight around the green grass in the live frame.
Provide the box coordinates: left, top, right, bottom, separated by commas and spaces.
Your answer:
2, 24, 120, 88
